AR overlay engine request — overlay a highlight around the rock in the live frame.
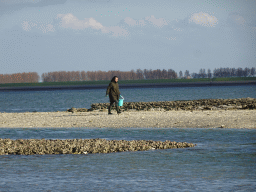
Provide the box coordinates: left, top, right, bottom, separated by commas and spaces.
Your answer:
67, 107, 77, 113
66, 98, 256, 112
77, 108, 88, 112
0, 138, 196, 155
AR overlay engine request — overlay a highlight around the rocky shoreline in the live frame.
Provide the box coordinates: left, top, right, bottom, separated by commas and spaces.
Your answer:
67, 98, 256, 113
0, 138, 196, 155
1, 98, 255, 129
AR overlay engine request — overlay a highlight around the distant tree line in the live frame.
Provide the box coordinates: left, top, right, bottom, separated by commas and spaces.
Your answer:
189, 67, 255, 79
41, 69, 178, 82
42, 67, 255, 82
0, 72, 39, 84
0, 67, 255, 84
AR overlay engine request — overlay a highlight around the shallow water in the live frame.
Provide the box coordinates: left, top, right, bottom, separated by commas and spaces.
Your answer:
0, 128, 255, 191
1, 85, 255, 191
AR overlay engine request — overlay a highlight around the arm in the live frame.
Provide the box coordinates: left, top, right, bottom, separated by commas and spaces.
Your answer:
117, 84, 120, 100
106, 83, 112, 95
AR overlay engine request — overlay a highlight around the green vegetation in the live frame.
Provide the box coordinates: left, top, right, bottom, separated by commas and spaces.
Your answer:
210, 77, 256, 81
0, 77, 255, 88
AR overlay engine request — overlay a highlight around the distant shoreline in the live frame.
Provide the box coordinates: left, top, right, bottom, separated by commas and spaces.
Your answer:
0, 80, 255, 91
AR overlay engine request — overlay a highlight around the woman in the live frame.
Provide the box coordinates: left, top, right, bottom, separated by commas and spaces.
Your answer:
106, 76, 121, 114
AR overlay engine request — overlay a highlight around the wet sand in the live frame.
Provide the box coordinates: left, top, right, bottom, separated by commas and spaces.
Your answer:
0, 110, 255, 129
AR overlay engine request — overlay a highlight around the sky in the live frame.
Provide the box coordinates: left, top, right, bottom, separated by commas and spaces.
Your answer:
0, 0, 256, 79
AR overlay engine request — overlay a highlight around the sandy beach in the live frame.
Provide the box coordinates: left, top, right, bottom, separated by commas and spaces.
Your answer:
0, 110, 255, 129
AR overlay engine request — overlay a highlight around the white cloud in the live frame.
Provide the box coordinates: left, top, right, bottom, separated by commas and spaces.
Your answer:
121, 16, 182, 41
21, 13, 128, 37
56, 13, 104, 30
56, 13, 128, 36
189, 12, 218, 27
22, 21, 33, 31
104, 26, 129, 37
39, 24, 55, 33
124, 17, 145, 27
21, 20, 54, 33
21, 21, 55, 33
145, 15, 168, 28
123, 16, 168, 28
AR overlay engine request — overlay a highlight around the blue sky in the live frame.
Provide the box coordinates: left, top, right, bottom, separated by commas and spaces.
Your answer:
0, 0, 255, 78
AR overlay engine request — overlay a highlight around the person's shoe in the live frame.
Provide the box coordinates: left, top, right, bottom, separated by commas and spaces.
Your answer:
117, 111, 121, 114
108, 112, 113, 115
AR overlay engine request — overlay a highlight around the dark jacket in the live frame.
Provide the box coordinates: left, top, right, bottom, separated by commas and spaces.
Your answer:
106, 81, 120, 102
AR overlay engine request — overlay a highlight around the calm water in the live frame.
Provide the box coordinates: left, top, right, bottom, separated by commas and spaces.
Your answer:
0, 85, 255, 112
0, 128, 255, 191
1, 85, 256, 191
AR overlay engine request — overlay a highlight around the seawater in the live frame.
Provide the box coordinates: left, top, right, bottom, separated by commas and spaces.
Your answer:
1, 85, 256, 191
0, 85, 255, 112
0, 128, 255, 191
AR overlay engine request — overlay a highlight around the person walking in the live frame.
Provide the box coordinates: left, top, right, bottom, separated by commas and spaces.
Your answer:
106, 76, 121, 114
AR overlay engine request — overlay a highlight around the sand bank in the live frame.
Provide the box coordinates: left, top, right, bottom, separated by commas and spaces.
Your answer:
0, 110, 255, 129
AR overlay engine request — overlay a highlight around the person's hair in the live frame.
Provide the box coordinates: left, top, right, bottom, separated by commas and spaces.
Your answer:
111, 76, 118, 82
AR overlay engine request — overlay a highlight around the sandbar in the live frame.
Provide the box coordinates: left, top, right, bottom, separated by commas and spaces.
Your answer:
0, 110, 255, 129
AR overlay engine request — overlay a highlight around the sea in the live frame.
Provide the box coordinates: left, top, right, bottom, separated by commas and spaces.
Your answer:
0, 85, 256, 113
0, 85, 256, 191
